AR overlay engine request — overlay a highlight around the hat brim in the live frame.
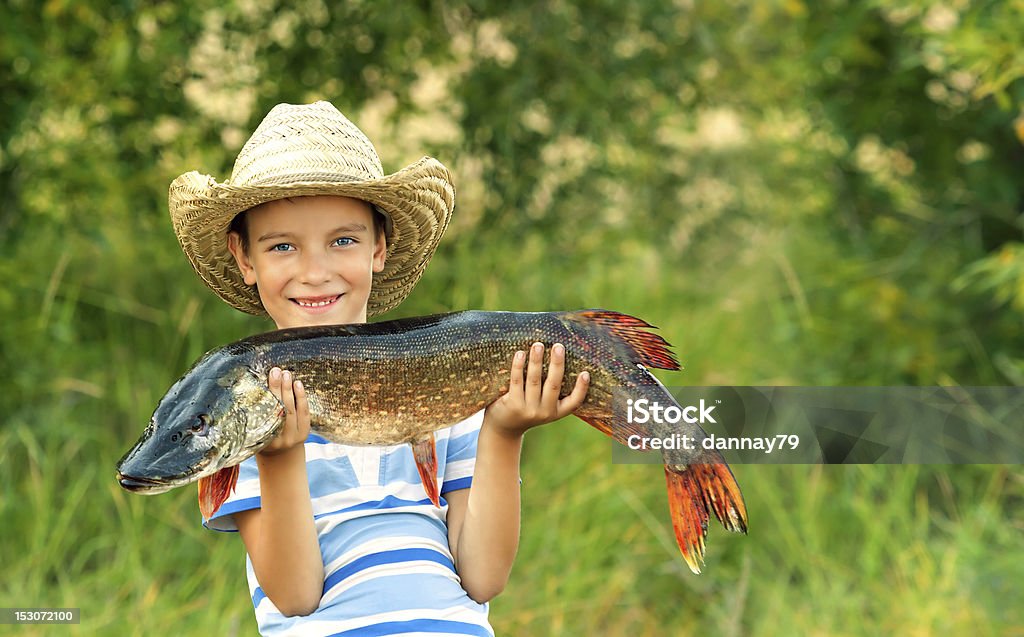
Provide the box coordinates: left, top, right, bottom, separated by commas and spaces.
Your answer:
169, 156, 453, 317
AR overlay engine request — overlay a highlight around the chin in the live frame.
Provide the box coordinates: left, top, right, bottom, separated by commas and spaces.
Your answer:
302, 309, 365, 327
269, 300, 367, 328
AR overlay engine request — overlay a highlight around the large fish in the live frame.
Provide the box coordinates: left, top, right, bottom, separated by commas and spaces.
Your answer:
116, 310, 747, 572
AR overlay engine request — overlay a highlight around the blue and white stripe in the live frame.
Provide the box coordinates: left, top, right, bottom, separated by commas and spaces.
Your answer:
205, 412, 491, 636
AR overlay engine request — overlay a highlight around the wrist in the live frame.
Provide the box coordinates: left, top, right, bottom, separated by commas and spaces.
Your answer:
481, 415, 526, 448
482, 407, 528, 443
254, 445, 311, 499
256, 444, 306, 469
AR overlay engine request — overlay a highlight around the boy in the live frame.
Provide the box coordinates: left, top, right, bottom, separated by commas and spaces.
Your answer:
167, 101, 589, 635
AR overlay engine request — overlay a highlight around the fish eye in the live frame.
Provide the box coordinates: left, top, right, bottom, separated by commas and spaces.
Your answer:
191, 414, 211, 436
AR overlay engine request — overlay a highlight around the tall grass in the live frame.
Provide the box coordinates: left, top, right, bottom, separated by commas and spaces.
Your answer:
3, 2, 1023, 633
1, 233, 1021, 636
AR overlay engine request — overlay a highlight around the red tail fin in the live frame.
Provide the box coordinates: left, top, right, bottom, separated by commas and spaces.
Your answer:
198, 464, 240, 519
411, 433, 440, 507
566, 309, 746, 573
664, 457, 748, 573
568, 310, 680, 370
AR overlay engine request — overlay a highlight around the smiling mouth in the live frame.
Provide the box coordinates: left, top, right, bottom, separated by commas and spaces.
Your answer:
292, 294, 341, 308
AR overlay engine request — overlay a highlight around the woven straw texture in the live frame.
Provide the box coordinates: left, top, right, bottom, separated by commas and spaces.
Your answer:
169, 101, 454, 317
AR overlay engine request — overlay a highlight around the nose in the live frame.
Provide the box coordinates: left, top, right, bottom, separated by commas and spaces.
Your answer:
297, 248, 331, 285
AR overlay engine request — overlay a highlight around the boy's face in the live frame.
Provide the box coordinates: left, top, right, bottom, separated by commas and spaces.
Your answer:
226, 195, 387, 329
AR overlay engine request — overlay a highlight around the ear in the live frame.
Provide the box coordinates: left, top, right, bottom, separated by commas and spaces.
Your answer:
226, 231, 258, 286
371, 231, 387, 274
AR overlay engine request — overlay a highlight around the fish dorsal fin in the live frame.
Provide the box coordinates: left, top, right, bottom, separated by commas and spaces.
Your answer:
566, 310, 680, 370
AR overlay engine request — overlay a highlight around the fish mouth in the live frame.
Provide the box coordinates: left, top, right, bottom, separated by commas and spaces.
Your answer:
116, 454, 218, 494
116, 472, 181, 494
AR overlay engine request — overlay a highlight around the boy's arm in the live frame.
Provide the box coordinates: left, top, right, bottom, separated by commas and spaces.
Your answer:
447, 343, 589, 603
235, 368, 325, 617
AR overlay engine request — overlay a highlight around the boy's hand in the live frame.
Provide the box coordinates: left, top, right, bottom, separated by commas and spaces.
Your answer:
260, 367, 311, 456
484, 342, 590, 438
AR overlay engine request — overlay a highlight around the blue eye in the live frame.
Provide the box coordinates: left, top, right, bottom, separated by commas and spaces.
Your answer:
333, 237, 355, 247
270, 243, 293, 252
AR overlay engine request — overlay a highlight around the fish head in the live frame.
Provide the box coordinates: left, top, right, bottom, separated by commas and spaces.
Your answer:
116, 348, 282, 494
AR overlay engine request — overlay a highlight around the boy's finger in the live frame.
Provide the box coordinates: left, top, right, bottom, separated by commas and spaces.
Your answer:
557, 371, 590, 418
524, 342, 544, 406
542, 343, 566, 408
507, 350, 526, 395
280, 370, 295, 418
294, 380, 310, 436
268, 367, 282, 397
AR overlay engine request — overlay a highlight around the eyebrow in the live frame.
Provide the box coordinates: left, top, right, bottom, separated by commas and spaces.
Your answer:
256, 223, 370, 243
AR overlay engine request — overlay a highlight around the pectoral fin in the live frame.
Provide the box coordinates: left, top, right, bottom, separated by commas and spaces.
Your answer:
198, 464, 240, 519
410, 433, 440, 507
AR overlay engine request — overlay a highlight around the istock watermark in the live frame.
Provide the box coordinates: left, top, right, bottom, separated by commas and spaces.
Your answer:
625, 398, 718, 424
625, 432, 801, 454
611, 386, 1024, 465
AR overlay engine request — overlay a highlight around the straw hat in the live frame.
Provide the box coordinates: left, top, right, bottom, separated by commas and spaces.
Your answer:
169, 101, 454, 317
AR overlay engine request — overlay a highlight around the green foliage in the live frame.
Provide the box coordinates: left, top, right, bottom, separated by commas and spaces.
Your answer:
1, 0, 1022, 634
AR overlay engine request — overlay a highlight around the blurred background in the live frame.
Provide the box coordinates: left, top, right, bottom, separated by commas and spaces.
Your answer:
1, 1, 1022, 635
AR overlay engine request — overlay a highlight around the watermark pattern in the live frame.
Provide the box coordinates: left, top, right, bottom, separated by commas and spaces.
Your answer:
612, 387, 1024, 464
0, 608, 80, 624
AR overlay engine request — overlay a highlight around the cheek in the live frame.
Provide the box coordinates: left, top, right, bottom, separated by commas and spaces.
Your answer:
250, 260, 289, 291
334, 254, 374, 282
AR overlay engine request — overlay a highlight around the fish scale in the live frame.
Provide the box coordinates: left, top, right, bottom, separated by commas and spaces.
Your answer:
117, 309, 747, 573
259, 316, 578, 444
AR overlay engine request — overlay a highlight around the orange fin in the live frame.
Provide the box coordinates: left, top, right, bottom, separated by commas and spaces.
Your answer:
411, 433, 440, 507
568, 310, 680, 370
198, 464, 240, 519
664, 456, 748, 574
576, 412, 648, 446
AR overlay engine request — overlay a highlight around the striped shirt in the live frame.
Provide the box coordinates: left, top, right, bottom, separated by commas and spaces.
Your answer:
204, 411, 492, 636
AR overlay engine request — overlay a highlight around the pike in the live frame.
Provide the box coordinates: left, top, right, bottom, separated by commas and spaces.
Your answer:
116, 310, 747, 573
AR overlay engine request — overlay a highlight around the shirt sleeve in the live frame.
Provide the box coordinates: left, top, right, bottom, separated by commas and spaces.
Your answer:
203, 455, 262, 532
440, 409, 484, 494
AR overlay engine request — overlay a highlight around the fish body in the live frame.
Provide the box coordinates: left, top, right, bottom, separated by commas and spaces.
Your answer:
117, 310, 747, 572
